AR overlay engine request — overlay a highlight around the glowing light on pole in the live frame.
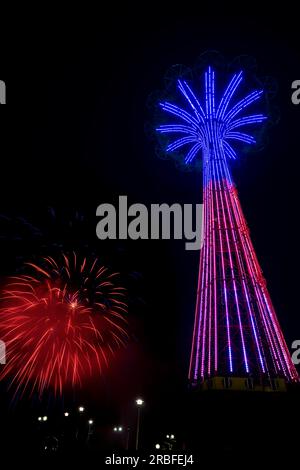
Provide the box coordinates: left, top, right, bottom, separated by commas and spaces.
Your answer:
135, 398, 144, 450
136, 398, 144, 406
157, 66, 299, 383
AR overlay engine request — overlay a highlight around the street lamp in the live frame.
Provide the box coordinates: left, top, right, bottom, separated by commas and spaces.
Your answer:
87, 419, 94, 444
78, 406, 85, 413
135, 397, 144, 451
64, 412, 69, 417
155, 443, 160, 450
42, 416, 48, 422
38, 417, 42, 422
170, 434, 175, 440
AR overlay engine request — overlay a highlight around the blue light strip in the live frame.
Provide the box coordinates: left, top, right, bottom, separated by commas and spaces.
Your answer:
223, 141, 237, 160
177, 80, 206, 122
166, 136, 197, 152
226, 132, 256, 144
211, 69, 216, 117
227, 115, 267, 131
185, 143, 203, 164
206, 66, 215, 119
159, 102, 199, 127
217, 71, 243, 119
156, 124, 197, 135
205, 69, 209, 119
224, 90, 263, 123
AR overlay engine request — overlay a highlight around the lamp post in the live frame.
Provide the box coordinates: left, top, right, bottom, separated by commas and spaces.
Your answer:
88, 420, 94, 434
86, 419, 94, 446
125, 426, 130, 451
135, 398, 144, 451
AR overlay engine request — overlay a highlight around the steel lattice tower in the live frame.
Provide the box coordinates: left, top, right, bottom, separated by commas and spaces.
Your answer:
157, 67, 298, 383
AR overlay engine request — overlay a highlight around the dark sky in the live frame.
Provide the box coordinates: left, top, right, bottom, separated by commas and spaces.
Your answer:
0, 11, 300, 447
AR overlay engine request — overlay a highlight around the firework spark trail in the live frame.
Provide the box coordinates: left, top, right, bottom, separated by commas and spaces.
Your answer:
0, 253, 128, 397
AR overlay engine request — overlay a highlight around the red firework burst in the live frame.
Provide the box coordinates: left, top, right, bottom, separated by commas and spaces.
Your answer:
0, 253, 128, 396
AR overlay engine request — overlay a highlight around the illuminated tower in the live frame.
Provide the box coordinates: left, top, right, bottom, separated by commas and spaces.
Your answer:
157, 67, 298, 385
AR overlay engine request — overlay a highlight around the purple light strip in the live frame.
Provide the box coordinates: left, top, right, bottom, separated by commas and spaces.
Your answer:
222, 177, 267, 374
215, 155, 249, 373
229, 179, 288, 376
211, 152, 233, 373
193, 154, 209, 379
222, 162, 282, 375
200, 154, 210, 377
211, 173, 218, 372
188, 235, 204, 381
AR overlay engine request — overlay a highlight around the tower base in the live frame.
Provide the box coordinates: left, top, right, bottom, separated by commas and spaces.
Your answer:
190, 376, 287, 392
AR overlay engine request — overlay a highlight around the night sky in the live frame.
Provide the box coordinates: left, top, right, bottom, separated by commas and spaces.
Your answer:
0, 11, 300, 456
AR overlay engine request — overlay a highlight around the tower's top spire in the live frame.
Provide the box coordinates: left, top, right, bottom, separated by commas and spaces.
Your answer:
156, 67, 267, 165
